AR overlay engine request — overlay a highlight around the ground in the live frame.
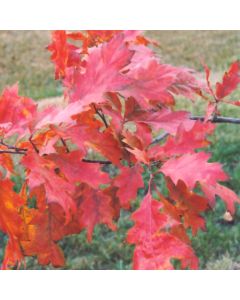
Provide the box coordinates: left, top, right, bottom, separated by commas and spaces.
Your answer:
0, 31, 240, 269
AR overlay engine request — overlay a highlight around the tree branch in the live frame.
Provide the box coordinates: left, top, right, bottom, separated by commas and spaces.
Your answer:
0, 139, 27, 152
29, 135, 39, 153
61, 138, 70, 153
190, 115, 240, 124
0, 139, 27, 155
82, 158, 112, 164
93, 104, 109, 128
151, 132, 169, 145
0, 150, 27, 155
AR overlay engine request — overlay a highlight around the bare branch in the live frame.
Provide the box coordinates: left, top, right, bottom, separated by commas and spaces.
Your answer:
0, 139, 27, 152
61, 138, 70, 153
93, 104, 109, 128
190, 115, 240, 124
82, 158, 112, 164
0, 150, 26, 155
29, 135, 39, 153
151, 132, 169, 145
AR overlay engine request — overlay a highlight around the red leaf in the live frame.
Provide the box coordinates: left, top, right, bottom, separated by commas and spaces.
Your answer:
77, 185, 117, 241
224, 100, 240, 106
203, 64, 216, 98
168, 68, 205, 99
122, 58, 202, 108
132, 233, 198, 270
126, 147, 150, 165
0, 179, 26, 269
0, 179, 25, 239
21, 206, 66, 268
0, 153, 14, 176
127, 191, 168, 244
127, 189, 198, 270
0, 84, 36, 137
133, 108, 194, 134
22, 150, 76, 222
167, 179, 209, 235
49, 150, 110, 188
85, 127, 123, 165
47, 30, 81, 79
201, 182, 240, 214
161, 152, 228, 190
65, 33, 134, 106
122, 60, 180, 108
216, 61, 240, 100
114, 164, 144, 209
149, 121, 215, 160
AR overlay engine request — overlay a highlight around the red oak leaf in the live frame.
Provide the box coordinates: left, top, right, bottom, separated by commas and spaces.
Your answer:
114, 164, 144, 209
48, 150, 110, 188
167, 179, 209, 235
65, 33, 134, 106
127, 191, 168, 244
201, 182, 240, 214
203, 63, 216, 98
132, 233, 198, 270
0, 179, 26, 269
0, 84, 37, 137
126, 147, 150, 165
34, 101, 86, 129
20, 204, 65, 268
21, 150, 76, 222
84, 30, 122, 47
122, 60, 180, 108
68, 30, 122, 53
122, 59, 201, 108
85, 127, 123, 165
0, 153, 14, 176
127, 187, 198, 269
148, 121, 215, 160
216, 61, 240, 100
135, 122, 153, 147
47, 30, 81, 79
156, 193, 191, 244
76, 185, 117, 241
161, 152, 228, 190
133, 108, 194, 135
168, 68, 205, 99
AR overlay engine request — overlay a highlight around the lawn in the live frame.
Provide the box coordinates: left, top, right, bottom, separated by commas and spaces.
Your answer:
0, 30, 240, 269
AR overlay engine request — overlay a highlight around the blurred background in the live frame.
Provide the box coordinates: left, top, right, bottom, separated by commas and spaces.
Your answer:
0, 31, 240, 269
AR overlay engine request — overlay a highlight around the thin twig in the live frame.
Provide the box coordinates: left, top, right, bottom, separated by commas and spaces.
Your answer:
29, 135, 39, 153
82, 158, 112, 164
190, 115, 240, 124
0, 139, 27, 152
151, 132, 169, 145
0, 150, 26, 155
61, 138, 70, 153
93, 104, 109, 128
